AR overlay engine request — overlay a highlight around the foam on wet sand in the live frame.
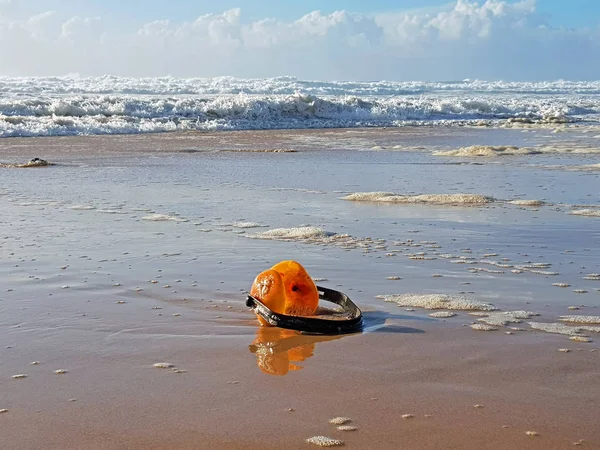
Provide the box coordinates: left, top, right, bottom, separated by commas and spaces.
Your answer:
377, 293, 496, 311
342, 192, 493, 205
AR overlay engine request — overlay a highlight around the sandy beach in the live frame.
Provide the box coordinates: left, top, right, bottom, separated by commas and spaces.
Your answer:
1, 127, 599, 449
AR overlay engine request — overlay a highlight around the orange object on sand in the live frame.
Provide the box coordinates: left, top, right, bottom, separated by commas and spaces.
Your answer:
250, 260, 319, 326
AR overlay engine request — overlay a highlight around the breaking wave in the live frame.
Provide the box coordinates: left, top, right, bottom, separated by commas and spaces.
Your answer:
1, 76, 600, 137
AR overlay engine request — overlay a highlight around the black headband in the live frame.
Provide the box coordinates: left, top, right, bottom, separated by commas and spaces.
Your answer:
246, 285, 363, 335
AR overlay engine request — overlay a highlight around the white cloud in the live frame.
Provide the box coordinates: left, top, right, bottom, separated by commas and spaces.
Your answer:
0, 0, 598, 80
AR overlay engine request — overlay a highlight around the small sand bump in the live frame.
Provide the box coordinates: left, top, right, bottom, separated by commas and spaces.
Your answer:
172, 369, 187, 373
54, 369, 67, 374
329, 417, 352, 425
429, 311, 457, 318
30, 361, 40, 365
337, 426, 358, 432
306, 436, 345, 447
386, 276, 402, 280
153, 362, 175, 369
12, 374, 27, 379
568, 306, 580, 310
552, 283, 571, 288
558, 348, 571, 353
573, 290, 588, 294
526, 431, 540, 437
402, 414, 414, 419
474, 404, 484, 408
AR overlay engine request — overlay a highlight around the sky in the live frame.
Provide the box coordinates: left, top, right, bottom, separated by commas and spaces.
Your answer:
0, 0, 599, 81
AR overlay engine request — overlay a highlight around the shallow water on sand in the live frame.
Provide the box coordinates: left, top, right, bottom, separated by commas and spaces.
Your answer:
1, 127, 599, 449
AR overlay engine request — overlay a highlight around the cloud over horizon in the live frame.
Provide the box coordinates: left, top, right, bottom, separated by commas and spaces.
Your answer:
0, 0, 598, 80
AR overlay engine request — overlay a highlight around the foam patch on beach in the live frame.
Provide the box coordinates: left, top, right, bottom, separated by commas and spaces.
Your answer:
470, 311, 539, 326
507, 199, 546, 206
568, 209, 600, 217
341, 192, 493, 205
433, 146, 538, 157
528, 322, 600, 336
69, 205, 96, 210
377, 293, 496, 311
230, 221, 268, 228
559, 315, 600, 324
142, 214, 188, 222
250, 226, 335, 241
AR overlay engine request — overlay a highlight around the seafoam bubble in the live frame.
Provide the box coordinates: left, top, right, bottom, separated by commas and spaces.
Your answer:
378, 293, 496, 311
153, 362, 175, 369
470, 311, 539, 326
251, 226, 333, 240
559, 315, 600, 324
470, 324, 497, 331
568, 209, 600, 217
69, 205, 96, 210
570, 336, 592, 343
142, 214, 188, 222
528, 322, 587, 336
507, 199, 546, 206
433, 146, 539, 157
230, 222, 268, 228
341, 192, 493, 205
329, 417, 352, 425
306, 436, 345, 447
429, 311, 457, 318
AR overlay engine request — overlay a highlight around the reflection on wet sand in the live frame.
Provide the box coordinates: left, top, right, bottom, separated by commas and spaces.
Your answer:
248, 328, 344, 376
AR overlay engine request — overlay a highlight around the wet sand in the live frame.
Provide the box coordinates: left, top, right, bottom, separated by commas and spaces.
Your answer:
1, 128, 599, 449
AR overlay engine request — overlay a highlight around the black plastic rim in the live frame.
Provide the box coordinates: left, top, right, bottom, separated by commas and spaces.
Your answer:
246, 285, 363, 335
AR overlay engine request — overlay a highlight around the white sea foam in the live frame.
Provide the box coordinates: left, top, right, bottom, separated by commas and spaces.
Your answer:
2, 77, 600, 137
568, 209, 600, 217
142, 214, 188, 222
433, 146, 539, 157
230, 221, 268, 228
507, 199, 546, 206
251, 226, 334, 240
69, 205, 96, 210
341, 192, 493, 205
470, 311, 539, 326
527, 322, 598, 336
559, 315, 600, 324
377, 293, 496, 311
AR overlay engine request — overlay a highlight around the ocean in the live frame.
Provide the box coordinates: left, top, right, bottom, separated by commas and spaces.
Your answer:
2, 76, 600, 137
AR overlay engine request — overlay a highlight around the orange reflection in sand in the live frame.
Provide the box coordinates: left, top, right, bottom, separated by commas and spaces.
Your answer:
248, 327, 342, 376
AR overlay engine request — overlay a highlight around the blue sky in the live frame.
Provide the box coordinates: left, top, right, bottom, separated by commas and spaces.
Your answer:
1, 0, 599, 80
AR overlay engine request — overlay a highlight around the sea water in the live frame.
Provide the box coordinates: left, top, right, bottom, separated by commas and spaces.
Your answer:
2, 76, 600, 137
1, 128, 598, 330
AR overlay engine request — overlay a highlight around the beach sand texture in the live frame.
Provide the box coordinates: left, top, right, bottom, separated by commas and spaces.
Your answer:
1, 127, 599, 449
